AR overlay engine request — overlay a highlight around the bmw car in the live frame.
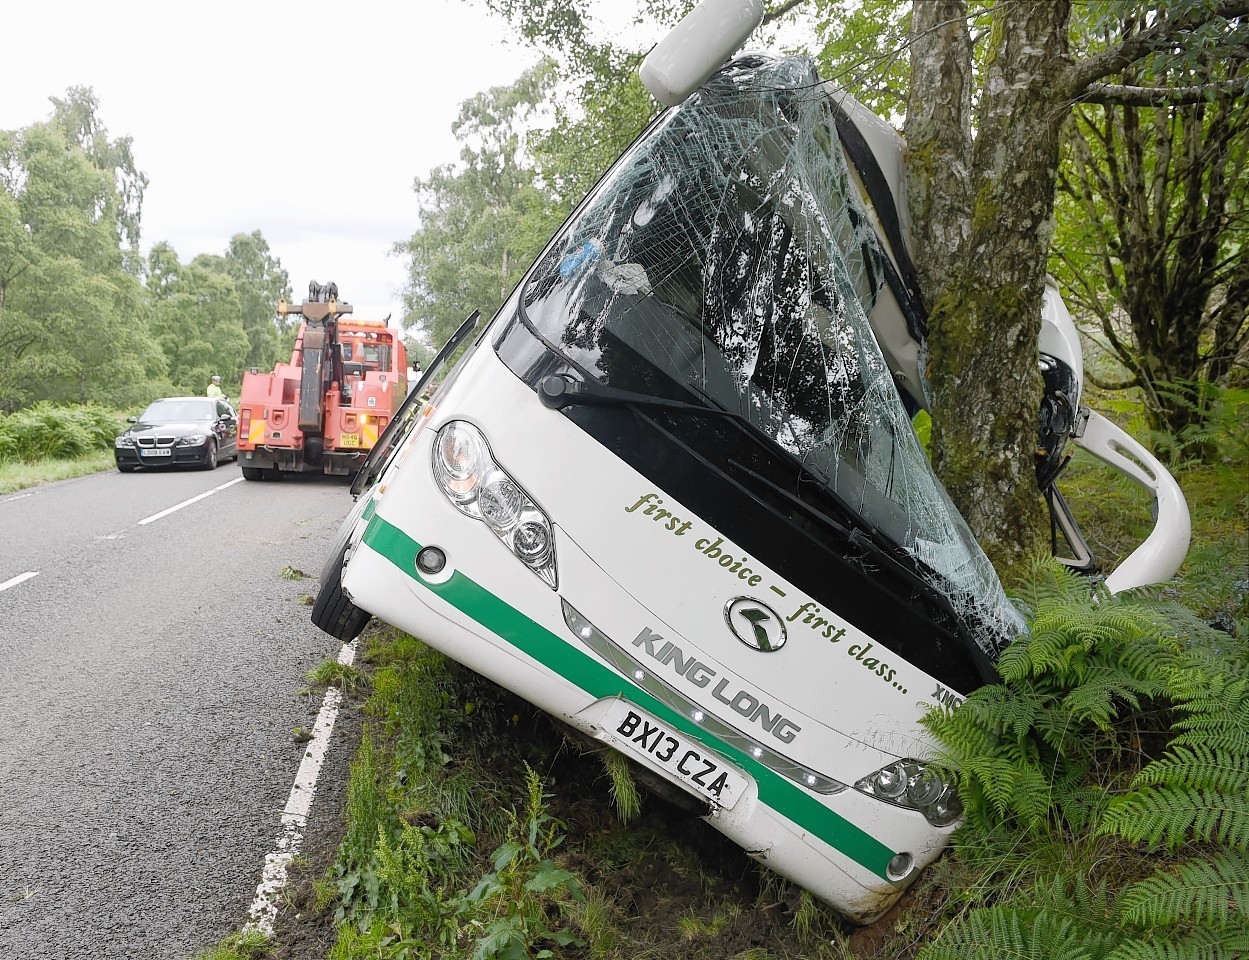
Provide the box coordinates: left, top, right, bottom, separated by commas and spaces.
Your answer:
115, 397, 239, 471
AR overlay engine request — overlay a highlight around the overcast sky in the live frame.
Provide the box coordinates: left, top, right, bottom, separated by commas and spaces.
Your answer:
3, 0, 552, 322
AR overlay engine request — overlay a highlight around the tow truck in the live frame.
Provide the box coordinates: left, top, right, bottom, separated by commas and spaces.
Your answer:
237, 281, 408, 480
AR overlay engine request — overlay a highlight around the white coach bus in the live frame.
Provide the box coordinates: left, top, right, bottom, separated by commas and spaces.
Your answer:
311, 0, 1189, 922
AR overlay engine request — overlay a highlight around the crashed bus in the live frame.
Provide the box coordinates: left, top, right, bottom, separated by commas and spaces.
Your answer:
311, 4, 1189, 923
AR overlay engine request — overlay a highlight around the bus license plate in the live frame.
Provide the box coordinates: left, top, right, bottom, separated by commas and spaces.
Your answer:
340, 433, 360, 448
141, 448, 171, 457
602, 700, 747, 808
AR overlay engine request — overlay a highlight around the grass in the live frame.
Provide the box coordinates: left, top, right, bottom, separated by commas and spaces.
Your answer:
306, 659, 366, 696
193, 928, 270, 960
0, 450, 115, 494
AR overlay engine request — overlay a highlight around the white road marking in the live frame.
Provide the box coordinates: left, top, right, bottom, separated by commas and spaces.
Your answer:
247, 639, 358, 936
137, 477, 245, 526
1, 493, 33, 503
0, 571, 39, 593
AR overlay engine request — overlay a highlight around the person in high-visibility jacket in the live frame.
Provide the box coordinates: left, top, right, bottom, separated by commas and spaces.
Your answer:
206, 375, 224, 398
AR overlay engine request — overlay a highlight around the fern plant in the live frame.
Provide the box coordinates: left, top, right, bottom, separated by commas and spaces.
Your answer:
917, 560, 1249, 960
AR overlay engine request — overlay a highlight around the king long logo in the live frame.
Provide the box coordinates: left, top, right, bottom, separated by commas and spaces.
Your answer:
724, 597, 786, 652
630, 627, 801, 743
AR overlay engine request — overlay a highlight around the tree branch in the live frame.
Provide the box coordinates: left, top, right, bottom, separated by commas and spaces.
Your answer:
1066, 1, 1249, 96
1080, 77, 1249, 106
1084, 367, 1140, 392
761, 0, 805, 27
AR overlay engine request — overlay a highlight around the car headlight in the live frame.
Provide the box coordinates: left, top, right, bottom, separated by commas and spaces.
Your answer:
855, 760, 963, 827
177, 434, 208, 446
115, 436, 135, 448
431, 421, 557, 588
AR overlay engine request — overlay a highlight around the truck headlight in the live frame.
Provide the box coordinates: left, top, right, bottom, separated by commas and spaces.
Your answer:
431, 421, 557, 588
855, 760, 963, 827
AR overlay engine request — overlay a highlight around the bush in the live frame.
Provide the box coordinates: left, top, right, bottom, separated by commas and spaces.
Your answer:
0, 421, 16, 463
0, 402, 127, 462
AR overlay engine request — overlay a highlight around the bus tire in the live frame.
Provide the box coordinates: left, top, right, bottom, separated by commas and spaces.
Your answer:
311, 543, 371, 642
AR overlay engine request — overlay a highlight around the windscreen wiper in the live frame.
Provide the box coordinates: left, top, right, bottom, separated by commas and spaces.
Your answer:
542, 372, 891, 544
537, 374, 752, 423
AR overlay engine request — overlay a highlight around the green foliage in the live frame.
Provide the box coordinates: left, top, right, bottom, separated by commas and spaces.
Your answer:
0, 92, 171, 412
461, 764, 586, 959
1, 89, 289, 412
1117, 851, 1249, 929
336, 727, 385, 921
1138, 384, 1249, 466
917, 559, 1249, 960
219, 230, 293, 372
194, 927, 271, 960
307, 659, 367, 696
600, 749, 641, 824
919, 902, 1109, 960
327, 630, 589, 959
0, 402, 124, 462
148, 249, 250, 395
0, 450, 114, 493
1050, 14, 1248, 455
807, 0, 913, 117
397, 62, 565, 356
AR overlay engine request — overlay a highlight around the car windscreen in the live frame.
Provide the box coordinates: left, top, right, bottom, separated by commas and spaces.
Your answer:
142, 400, 213, 422
520, 55, 1023, 657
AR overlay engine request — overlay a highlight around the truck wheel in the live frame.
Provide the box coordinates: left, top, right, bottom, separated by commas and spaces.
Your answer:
311, 542, 371, 641
241, 466, 264, 481
263, 468, 284, 482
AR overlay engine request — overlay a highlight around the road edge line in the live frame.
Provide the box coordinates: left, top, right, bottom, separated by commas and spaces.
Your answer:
245, 638, 358, 937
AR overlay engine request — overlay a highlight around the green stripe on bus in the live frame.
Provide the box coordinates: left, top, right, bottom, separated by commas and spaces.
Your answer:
362, 512, 896, 879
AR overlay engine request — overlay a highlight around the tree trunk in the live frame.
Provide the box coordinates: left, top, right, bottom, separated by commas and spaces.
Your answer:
907, 0, 1075, 580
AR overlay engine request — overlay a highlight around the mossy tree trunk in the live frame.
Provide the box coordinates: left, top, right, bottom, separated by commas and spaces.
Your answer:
901, 0, 1246, 578
905, 0, 1073, 579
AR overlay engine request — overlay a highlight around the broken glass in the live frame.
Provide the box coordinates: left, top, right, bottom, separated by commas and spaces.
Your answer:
522, 55, 1024, 658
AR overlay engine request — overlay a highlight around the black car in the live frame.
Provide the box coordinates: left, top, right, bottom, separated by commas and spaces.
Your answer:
115, 397, 239, 472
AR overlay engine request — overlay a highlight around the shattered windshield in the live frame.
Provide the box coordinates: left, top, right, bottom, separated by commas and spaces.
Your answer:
521, 55, 1022, 656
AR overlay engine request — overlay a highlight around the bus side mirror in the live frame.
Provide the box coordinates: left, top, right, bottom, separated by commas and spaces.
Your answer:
640, 0, 764, 107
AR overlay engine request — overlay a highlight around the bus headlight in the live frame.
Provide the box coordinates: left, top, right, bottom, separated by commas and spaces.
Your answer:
855, 760, 962, 827
431, 421, 557, 588
432, 421, 486, 503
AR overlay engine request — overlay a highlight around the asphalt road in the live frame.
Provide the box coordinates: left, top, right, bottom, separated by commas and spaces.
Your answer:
0, 463, 359, 959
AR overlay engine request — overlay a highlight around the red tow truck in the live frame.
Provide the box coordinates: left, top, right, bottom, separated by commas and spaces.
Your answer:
237, 281, 409, 480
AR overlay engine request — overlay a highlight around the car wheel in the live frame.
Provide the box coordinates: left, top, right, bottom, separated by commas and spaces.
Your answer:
311, 542, 371, 641
117, 462, 136, 473
241, 466, 264, 481
202, 441, 218, 470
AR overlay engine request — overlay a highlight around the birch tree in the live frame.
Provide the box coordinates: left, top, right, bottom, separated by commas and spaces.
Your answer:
902, 0, 1247, 573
